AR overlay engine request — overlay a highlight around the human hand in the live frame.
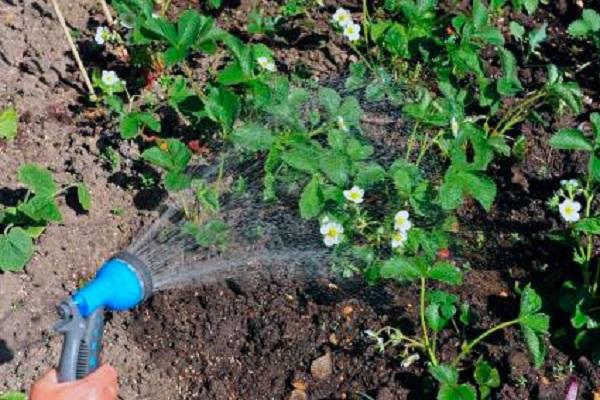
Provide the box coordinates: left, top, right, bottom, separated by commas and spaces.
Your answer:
30, 364, 118, 400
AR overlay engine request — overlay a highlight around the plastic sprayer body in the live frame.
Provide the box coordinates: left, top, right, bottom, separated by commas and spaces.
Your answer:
55, 252, 153, 382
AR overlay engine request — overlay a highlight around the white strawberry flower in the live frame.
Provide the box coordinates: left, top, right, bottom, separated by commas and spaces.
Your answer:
343, 186, 364, 204
101, 70, 121, 86
394, 210, 412, 232
332, 8, 352, 27
95, 26, 111, 45
559, 199, 582, 223
320, 221, 344, 247
257, 56, 276, 72
343, 22, 361, 42
391, 230, 407, 249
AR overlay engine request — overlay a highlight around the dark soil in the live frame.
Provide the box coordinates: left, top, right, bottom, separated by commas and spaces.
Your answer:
1, 0, 600, 399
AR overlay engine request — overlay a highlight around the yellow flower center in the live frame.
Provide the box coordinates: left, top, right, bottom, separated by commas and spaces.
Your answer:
350, 192, 360, 200
326, 227, 339, 238
565, 206, 574, 215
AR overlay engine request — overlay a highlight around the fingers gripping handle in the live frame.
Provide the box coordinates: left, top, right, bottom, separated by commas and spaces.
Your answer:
55, 299, 105, 382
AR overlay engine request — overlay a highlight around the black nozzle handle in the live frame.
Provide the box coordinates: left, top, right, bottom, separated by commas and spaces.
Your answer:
55, 299, 105, 382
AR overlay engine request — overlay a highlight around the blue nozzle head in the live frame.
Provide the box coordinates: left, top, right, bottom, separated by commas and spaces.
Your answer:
72, 252, 153, 317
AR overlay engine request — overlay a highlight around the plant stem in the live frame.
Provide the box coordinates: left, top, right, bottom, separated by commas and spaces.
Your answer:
50, 0, 95, 98
161, 0, 172, 16
405, 122, 420, 161
419, 278, 438, 365
451, 318, 520, 367
99, 0, 114, 25
348, 42, 378, 78
361, 0, 370, 48
491, 91, 546, 137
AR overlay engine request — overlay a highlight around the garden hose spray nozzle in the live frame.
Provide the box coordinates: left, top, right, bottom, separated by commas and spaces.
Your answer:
54, 252, 153, 382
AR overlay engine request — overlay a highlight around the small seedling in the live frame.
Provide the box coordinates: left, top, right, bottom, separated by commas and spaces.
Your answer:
0, 107, 18, 140
0, 164, 91, 272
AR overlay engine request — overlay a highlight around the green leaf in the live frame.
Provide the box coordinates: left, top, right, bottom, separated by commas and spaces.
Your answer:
426, 303, 456, 332
318, 87, 341, 116
428, 262, 462, 285
523, 0, 539, 15
472, 0, 488, 29
473, 26, 505, 46
0, 107, 18, 140
76, 184, 92, 211
438, 384, 477, 400
141, 139, 192, 172
0, 228, 33, 272
519, 284, 542, 316
568, 19, 592, 36
509, 21, 525, 40
163, 46, 187, 65
203, 86, 240, 133
440, 170, 496, 212
345, 62, 367, 90
355, 163, 386, 189
474, 360, 500, 397
528, 23, 547, 54
497, 48, 523, 96
521, 313, 550, 333
319, 150, 350, 186
18, 164, 57, 196
177, 10, 202, 48
281, 145, 321, 174
230, 123, 273, 151
588, 154, 600, 182
583, 9, 600, 31
380, 257, 422, 282
549, 129, 592, 151
338, 97, 362, 127
0, 392, 26, 400
164, 171, 191, 192
346, 139, 373, 161
120, 112, 161, 139
18, 194, 62, 222
182, 219, 229, 247
575, 217, 600, 234
460, 303, 474, 325
299, 176, 323, 219
591, 113, 600, 139
521, 325, 546, 368
430, 364, 459, 385
217, 61, 247, 85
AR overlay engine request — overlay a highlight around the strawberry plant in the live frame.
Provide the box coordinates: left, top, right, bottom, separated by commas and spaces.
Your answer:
0, 107, 18, 140
568, 8, 600, 50
0, 392, 26, 400
0, 164, 91, 271
547, 113, 600, 364
141, 138, 229, 247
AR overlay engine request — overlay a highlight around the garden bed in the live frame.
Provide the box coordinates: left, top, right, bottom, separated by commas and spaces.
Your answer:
1, 0, 600, 399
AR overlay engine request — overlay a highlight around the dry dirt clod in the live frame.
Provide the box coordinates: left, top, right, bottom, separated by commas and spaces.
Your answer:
329, 333, 338, 345
594, 390, 600, 400
292, 371, 310, 391
310, 352, 333, 380
289, 389, 308, 400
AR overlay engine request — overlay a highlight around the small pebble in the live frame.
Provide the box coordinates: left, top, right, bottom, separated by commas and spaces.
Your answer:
311, 352, 333, 380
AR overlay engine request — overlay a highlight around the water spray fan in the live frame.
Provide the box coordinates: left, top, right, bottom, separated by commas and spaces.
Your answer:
55, 251, 153, 382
